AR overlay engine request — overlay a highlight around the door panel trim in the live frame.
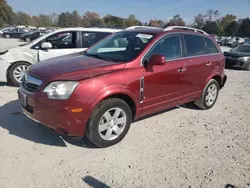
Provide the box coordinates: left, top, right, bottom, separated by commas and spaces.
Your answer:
140, 77, 144, 104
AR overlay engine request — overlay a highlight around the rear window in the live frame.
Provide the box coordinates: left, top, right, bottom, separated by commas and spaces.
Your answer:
82, 32, 111, 48
204, 37, 219, 54
184, 34, 207, 56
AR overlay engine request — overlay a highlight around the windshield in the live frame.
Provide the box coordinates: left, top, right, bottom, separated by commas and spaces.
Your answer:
233, 45, 250, 53
86, 32, 155, 62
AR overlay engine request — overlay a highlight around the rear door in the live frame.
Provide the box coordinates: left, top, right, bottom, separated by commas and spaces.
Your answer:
204, 37, 223, 72
182, 34, 211, 92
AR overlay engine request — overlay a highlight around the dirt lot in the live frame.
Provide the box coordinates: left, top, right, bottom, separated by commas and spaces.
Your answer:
0, 39, 249, 188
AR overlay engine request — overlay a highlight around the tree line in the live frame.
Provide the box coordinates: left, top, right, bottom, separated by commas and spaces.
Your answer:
0, 0, 249, 37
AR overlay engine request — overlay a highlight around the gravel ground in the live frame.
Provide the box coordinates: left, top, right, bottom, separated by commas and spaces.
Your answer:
0, 39, 249, 188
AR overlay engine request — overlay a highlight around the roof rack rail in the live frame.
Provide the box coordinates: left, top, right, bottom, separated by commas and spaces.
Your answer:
125, 26, 161, 30
164, 26, 208, 35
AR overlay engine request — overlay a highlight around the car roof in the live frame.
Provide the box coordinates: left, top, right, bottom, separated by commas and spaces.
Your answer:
121, 28, 164, 35
122, 27, 212, 38
53, 27, 121, 33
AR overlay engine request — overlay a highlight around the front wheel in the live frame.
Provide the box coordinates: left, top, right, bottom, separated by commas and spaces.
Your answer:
86, 98, 132, 148
195, 79, 220, 110
243, 62, 250, 71
8, 62, 30, 87
5, 34, 10, 38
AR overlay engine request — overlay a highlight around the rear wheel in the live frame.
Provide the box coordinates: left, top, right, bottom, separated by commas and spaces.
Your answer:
25, 37, 31, 42
86, 98, 132, 148
8, 62, 30, 87
5, 34, 10, 38
195, 79, 220, 110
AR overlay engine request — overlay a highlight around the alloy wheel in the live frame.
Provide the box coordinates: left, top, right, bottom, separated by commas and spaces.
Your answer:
13, 65, 29, 83
98, 107, 127, 141
205, 84, 218, 106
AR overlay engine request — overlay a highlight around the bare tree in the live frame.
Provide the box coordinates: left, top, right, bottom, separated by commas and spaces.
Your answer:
49, 12, 58, 26
194, 13, 205, 29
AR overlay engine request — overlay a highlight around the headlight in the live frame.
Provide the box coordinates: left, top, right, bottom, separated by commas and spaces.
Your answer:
43, 81, 78, 99
238, 57, 249, 61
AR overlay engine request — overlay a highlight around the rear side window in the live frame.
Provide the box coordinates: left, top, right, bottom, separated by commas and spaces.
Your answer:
82, 32, 111, 48
184, 34, 207, 56
204, 37, 219, 54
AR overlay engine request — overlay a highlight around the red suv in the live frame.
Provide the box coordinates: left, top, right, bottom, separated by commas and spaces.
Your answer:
18, 26, 227, 147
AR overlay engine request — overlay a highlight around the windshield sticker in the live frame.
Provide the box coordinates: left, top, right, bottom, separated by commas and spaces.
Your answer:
136, 34, 153, 39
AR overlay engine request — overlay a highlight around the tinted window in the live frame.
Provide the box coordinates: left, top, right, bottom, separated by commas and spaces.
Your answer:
233, 45, 250, 53
184, 34, 207, 56
147, 35, 182, 61
46, 32, 76, 49
204, 37, 219, 54
82, 32, 111, 48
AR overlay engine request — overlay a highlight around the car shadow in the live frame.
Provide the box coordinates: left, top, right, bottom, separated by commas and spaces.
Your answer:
0, 82, 8, 86
0, 99, 202, 148
82, 176, 111, 188
0, 99, 96, 148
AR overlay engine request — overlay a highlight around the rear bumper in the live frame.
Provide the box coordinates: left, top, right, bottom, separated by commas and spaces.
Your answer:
18, 87, 90, 137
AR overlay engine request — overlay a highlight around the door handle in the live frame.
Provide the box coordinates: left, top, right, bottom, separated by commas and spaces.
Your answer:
206, 62, 212, 66
178, 67, 186, 73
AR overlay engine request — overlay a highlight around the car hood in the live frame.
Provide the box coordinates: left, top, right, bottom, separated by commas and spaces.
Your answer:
224, 51, 250, 58
29, 54, 126, 81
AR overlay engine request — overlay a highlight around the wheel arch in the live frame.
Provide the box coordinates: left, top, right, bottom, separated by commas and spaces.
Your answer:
6, 61, 32, 82
203, 73, 222, 90
88, 85, 139, 121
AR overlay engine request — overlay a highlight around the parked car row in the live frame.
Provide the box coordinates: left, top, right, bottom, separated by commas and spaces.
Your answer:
0, 26, 57, 41
216, 36, 245, 48
7, 26, 227, 147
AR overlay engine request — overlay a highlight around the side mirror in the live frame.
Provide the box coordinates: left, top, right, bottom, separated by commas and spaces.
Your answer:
41, 42, 52, 50
148, 54, 165, 66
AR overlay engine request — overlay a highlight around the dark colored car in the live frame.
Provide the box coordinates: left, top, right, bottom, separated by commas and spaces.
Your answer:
20, 31, 45, 42
3, 28, 28, 38
218, 38, 229, 46
18, 27, 227, 147
224, 44, 250, 70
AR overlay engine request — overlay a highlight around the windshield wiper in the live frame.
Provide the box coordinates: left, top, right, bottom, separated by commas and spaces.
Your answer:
84, 52, 116, 62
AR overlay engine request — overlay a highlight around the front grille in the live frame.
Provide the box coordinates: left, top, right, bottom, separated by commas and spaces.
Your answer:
22, 74, 43, 93
226, 59, 237, 65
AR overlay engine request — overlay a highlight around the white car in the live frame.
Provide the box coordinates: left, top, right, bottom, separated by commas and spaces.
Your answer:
0, 27, 13, 35
0, 27, 120, 86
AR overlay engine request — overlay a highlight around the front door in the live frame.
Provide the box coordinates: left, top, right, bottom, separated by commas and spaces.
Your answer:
141, 34, 189, 116
38, 31, 84, 61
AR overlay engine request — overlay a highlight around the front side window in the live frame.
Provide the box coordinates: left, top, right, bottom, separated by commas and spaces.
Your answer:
204, 37, 219, 54
85, 32, 155, 62
82, 32, 111, 48
184, 34, 207, 56
45, 31, 77, 49
147, 35, 182, 61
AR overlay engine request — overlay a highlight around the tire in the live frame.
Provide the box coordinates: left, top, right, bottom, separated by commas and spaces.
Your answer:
195, 79, 220, 110
243, 62, 250, 71
8, 62, 30, 87
5, 34, 10, 38
25, 37, 31, 42
86, 98, 132, 148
